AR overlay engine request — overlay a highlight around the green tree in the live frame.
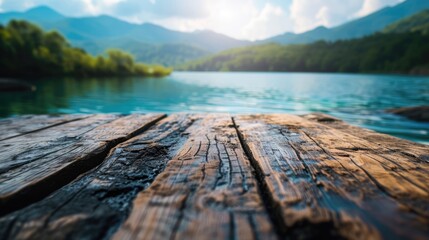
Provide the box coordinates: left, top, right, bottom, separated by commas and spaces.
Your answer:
0, 20, 172, 78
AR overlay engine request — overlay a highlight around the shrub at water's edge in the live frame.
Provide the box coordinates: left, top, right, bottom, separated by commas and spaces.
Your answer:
0, 20, 172, 78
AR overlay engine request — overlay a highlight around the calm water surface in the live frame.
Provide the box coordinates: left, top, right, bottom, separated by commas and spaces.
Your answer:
1, 72, 428, 144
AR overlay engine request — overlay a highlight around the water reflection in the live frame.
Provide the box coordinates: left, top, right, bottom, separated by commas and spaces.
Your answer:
0, 72, 428, 144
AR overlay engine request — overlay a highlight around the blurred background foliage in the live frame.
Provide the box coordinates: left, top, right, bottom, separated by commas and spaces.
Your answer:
180, 10, 429, 75
0, 20, 172, 77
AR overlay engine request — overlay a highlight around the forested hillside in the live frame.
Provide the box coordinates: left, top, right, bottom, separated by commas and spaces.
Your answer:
263, 0, 429, 44
1, 0, 428, 66
384, 9, 429, 34
0, 20, 172, 77
181, 10, 429, 75
0, 6, 246, 66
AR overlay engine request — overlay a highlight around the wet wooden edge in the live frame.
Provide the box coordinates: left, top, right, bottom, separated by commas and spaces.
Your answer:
0, 114, 192, 240
302, 113, 429, 163
0, 113, 428, 240
0, 114, 90, 141
0, 114, 165, 216
233, 114, 429, 239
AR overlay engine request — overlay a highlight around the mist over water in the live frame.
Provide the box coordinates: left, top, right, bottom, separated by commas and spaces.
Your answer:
1, 72, 428, 144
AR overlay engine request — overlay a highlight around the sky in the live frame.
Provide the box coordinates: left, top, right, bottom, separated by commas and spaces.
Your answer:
0, 0, 405, 40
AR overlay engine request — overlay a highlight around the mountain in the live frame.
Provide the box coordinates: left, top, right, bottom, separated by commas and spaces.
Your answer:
1, 0, 428, 66
264, 0, 429, 44
76, 39, 211, 66
266, 26, 331, 45
0, 20, 172, 77
40, 15, 248, 52
383, 9, 429, 34
180, 31, 429, 74
0, 6, 249, 66
0, 6, 65, 23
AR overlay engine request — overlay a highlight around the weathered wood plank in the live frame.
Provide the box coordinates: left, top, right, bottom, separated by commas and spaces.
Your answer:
1, 113, 427, 239
0, 114, 193, 240
0, 113, 164, 216
301, 113, 429, 210
113, 114, 276, 240
302, 113, 429, 163
0, 114, 118, 174
234, 114, 429, 239
0, 114, 89, 141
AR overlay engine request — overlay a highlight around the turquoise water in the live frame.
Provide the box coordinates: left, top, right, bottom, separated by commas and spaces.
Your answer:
1, 72, 428, 144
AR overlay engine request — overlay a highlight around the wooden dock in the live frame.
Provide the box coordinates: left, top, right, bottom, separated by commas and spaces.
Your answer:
0, 113, 428, 240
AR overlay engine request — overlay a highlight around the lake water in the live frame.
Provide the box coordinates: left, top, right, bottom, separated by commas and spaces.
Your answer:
1, 72, 428, 144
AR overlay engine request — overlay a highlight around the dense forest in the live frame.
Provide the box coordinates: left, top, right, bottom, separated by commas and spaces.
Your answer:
0, 20, 172, 77
384, 9, 429, 34
180, 11, 429, 75
126, 43, 209, 67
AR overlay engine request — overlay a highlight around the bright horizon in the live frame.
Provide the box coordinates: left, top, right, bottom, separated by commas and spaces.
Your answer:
0, 0, 405, 40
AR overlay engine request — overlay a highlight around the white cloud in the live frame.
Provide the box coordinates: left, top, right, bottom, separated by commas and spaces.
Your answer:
242, 3, 292, 40
0, 0, 293, 39
0, 0, 408, 40
153, 1, 294, 40
110, 0, 210, 20
67, 0, 127, 15
151, 0, 282, 39
290, 0, 362, 32
356, 0, 404, 17
289, 0, 406, 33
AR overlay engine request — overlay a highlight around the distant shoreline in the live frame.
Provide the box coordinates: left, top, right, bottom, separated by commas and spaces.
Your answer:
173, 70, 429, 77
0, 79, 35, 92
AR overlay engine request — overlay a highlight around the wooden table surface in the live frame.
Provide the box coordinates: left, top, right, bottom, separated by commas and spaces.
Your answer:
0, 113, 428, 240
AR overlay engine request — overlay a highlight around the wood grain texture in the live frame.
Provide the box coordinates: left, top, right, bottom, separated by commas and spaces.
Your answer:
302, 113, 429, 164
234, 114, 429, 239
301, 113, 429, 213
0, 114, 89, 141
114, 114, 276, 240
0, 113, 428, 240
0, 114, 193, 240
0, 114, 164, 216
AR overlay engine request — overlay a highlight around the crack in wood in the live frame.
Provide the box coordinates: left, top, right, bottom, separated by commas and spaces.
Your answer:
0, 114, 196, 240
113, 115, 276, 240
0, 114, 166, 217
0, 114, 428, 240
232, 116, 286, 239
234, 114, 429, 239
